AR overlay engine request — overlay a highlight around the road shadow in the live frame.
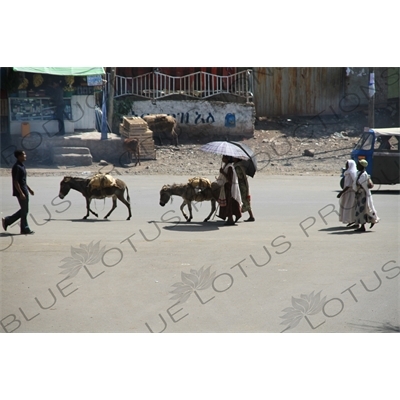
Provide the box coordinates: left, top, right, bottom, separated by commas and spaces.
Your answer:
0, 232, 20, 237
328, 230, 374, 235
162, 221, 221, 232
332, 189, 400, 195
347, 321, 400, 333
45, 218, 112, 223
370, 189, 400, 195
319, 226, 354, 232
319, 226, 376, 234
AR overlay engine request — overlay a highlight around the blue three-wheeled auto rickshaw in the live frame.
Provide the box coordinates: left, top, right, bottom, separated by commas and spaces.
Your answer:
341, 127, 400, 188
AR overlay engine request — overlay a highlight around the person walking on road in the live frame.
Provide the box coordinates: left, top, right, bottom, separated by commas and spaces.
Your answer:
217, 155, 242, 225
337, 159, 357, 226
2, 150, 35, 235
234, 158, 255, 222
352, 159, 379, 232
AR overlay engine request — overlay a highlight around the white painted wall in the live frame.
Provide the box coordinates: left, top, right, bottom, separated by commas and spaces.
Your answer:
131, 100, 255, 139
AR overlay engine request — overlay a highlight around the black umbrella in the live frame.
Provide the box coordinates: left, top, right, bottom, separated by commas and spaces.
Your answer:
228, 141, 257, 177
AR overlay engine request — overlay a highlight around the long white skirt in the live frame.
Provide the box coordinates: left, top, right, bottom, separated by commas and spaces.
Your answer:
339, 189, 356, 224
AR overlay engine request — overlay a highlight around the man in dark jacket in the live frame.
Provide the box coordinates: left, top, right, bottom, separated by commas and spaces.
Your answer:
2, 150, 35, 234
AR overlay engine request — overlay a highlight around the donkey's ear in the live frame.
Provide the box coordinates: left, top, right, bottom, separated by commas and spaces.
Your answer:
64, 177, 71, 182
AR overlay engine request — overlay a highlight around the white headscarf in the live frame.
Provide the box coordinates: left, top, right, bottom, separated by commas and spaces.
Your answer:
344, 159, 357, 188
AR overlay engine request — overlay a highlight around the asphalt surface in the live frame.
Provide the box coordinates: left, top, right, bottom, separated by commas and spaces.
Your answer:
0, 175, 399, 333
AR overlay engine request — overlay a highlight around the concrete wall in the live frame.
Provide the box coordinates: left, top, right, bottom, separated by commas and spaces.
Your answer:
131, 100, 255, 141
3, 133, 127, 166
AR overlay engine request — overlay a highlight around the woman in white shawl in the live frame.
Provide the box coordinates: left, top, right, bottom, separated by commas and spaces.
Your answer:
353, 159, 380, 232
216, 155, 242, 225
337, 159, 357, 226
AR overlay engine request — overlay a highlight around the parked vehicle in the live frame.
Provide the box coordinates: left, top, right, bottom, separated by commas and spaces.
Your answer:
340, 127, 400, 188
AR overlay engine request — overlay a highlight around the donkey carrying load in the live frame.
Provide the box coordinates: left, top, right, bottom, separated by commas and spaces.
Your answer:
142, 114, 179, 146
159, 177, 221, 222
59, 174, 132, 220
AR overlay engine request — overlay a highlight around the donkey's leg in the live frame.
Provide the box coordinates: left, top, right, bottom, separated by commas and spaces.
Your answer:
83, 198, 90, 219
180, 201, 189, 221
115, 191, 132, 220
85, 198, 98, 219
89, 199, 99, 218
204, 199, 216, 222
135, 147, 141, 166
104, 196, 117, 219
186, 201, 193, 222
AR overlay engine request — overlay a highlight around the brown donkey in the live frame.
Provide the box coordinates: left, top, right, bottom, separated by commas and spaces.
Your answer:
159, 181, 221, 222
59, 176, 132, 220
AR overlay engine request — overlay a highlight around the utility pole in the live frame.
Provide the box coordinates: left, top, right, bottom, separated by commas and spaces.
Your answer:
107, 67, 116, 132
368, 67, 375, 128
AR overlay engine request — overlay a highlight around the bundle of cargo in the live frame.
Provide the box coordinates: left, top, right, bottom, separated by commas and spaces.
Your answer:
119, 116, 156, 160
89, 173, 117, 190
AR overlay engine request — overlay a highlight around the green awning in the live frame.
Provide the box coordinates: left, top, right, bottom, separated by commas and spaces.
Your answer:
13, 67, 105, 76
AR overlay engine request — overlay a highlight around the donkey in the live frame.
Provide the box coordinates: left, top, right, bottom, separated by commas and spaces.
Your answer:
159, 181, 221, 222
59, 176, 132, 220
123, 138, 140, 166
143, 114, 179, 146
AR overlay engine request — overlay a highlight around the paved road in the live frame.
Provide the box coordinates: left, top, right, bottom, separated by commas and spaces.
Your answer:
1, 175, 399, 333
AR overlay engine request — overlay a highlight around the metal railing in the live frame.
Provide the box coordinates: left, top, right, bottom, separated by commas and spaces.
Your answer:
110, 69, 253, 103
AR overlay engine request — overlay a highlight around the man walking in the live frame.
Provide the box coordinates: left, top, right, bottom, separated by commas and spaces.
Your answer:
2, 150, 35, 234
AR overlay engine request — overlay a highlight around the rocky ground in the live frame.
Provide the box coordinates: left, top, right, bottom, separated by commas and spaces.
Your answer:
1, 110, 397, 179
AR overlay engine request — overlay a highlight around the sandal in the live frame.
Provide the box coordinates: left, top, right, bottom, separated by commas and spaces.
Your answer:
355, 226, 366, 232
224, 220, 236, 226
245, 217, 255, 222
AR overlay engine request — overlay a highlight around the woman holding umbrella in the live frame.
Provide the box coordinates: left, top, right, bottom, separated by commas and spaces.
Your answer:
200, 141, 257, 225
217, 155, 242, 225
234, 158, 255, 222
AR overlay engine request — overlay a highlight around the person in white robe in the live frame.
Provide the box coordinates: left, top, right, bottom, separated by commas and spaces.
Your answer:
337, 159, 357, 226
